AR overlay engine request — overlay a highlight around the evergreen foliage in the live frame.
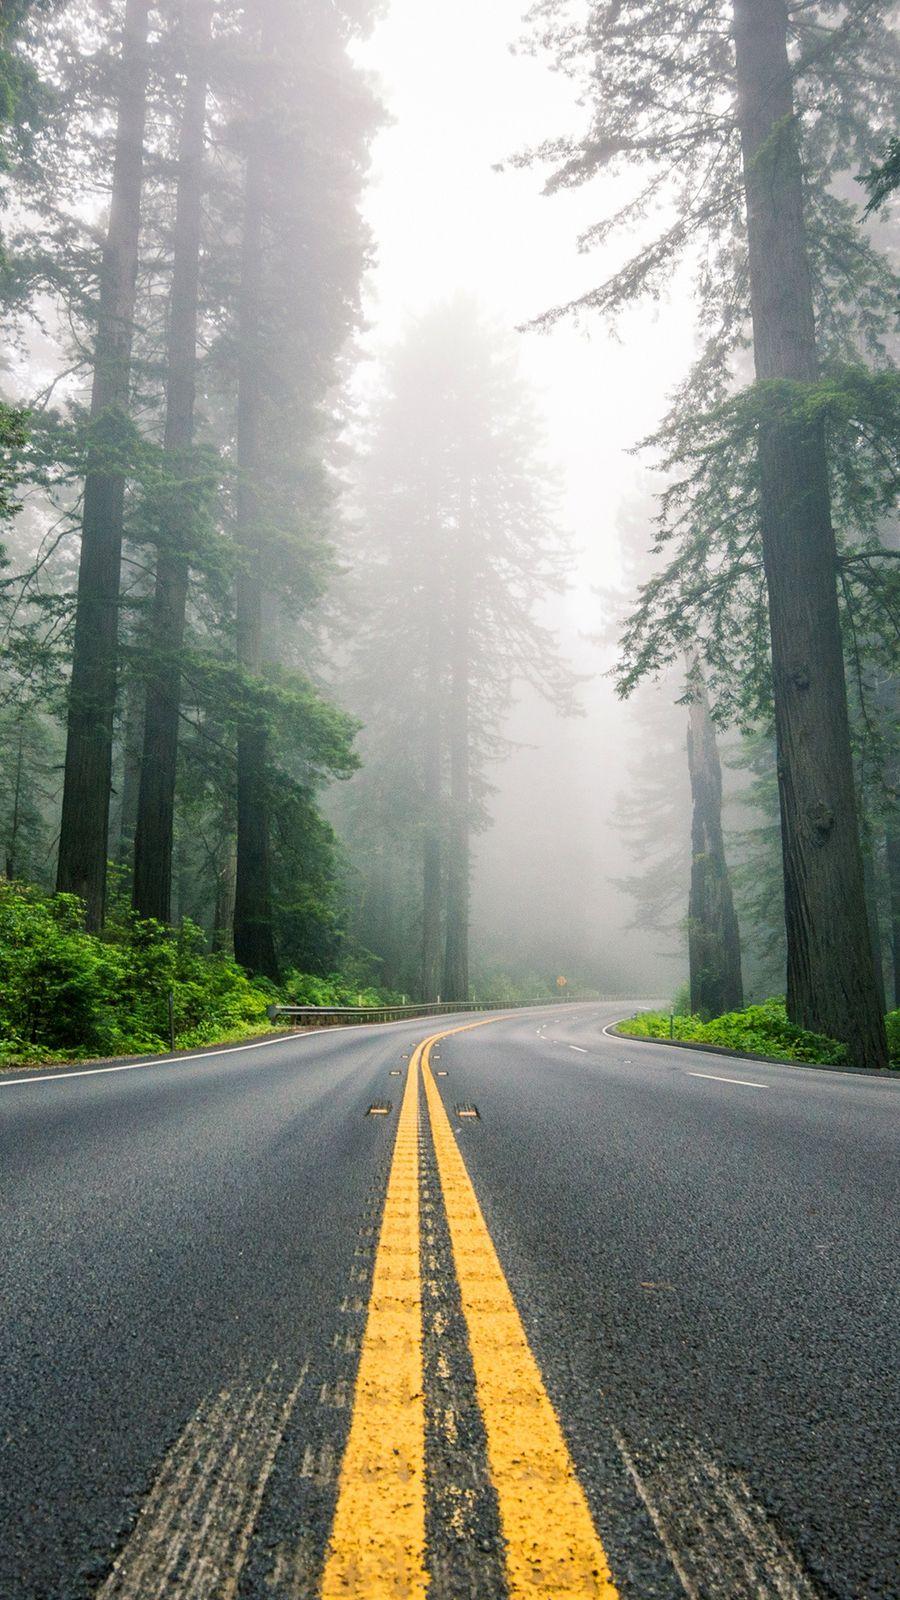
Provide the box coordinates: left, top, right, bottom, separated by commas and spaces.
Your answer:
524, 0, 898, 1066
0, 879, 272, 1061
863, 135, 900, 214
0, 0, 382, 1000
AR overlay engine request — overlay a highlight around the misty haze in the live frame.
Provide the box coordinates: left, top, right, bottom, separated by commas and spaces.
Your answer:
0, 3, 897, 1598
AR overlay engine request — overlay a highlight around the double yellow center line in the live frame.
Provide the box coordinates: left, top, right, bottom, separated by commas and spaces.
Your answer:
321, 1021, 619, 1598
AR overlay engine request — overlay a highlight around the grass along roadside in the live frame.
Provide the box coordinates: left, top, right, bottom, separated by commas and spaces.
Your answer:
616, 1000, 900, 1069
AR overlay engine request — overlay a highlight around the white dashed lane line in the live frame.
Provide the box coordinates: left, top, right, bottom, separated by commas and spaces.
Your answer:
686, 1072, 768, 1089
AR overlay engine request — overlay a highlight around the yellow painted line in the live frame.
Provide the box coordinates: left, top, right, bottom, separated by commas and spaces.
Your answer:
422, 1027, 620, 1599
320, 1043, 427, 1600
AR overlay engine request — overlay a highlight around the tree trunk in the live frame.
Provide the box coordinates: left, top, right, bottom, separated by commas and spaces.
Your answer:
732, 0, 887, 1067
132, 0, 211, 923
212, 817, 237, 954
369, 841, 399, 990
6, 719, 24, 880
879, 673, 900, 1010
887, 816, 900, 1011
421, 607, 442, 1001
171, 825, 190, 925
442, 486, 472, 1002
686, 665, 744, 1017
56, 0, 151, 930
232, 133, 279, 980
860, 818, 887, 1015
116, 671, 144, 862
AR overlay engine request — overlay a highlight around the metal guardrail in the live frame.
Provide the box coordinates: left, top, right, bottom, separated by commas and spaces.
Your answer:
268, 1001, 508, 1028
266, 997, 656, 1029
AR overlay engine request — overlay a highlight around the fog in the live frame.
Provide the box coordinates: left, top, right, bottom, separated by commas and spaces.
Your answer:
10, 0, 883, 1017
6, 0, 888, 1034
353, 0, 697, 996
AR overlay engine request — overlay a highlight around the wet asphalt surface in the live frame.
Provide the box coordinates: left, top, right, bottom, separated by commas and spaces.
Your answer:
1, 1004, 897, 1599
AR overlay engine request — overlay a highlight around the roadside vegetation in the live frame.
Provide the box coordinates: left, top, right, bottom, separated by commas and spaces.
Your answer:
618, 1000, 900, 1069
0, 883, 398, 1070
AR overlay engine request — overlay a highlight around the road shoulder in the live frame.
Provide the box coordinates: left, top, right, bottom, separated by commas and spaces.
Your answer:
604, 1021, 896, 1079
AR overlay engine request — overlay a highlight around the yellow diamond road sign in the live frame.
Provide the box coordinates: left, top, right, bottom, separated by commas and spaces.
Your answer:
557, 975, 568, 988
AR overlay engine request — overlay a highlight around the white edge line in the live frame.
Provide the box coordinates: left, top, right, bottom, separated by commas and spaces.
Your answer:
687, 1072, 767, 1089
0, 1008, 516, 1090
601, 1017, 900, 1085
568, 1044, 588, 1053
0, 1030, 321, 1088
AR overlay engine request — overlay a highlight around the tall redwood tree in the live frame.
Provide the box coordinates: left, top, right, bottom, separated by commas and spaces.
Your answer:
528, 0, 894, 1065
132, 0, 212, 924
56, 0, 151, 929
731, 0, 884, 1063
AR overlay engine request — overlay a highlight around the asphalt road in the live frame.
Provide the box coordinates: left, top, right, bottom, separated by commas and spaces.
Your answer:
1, 1004, 897, 1599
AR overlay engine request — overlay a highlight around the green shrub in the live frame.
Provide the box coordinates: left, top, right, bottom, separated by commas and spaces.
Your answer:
109, 916, 273, 1048
618, 999, 850, 1065
671, 982, 691, 1016
0, 882, 403, 1067
281, 969, 402, 1008
0, 884, 114, 1053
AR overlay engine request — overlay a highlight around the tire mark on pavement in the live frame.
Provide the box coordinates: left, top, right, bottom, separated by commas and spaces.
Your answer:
248, 1181, 390, 1600
611, 1429, 819, 1599
97, 1360, 308, 1600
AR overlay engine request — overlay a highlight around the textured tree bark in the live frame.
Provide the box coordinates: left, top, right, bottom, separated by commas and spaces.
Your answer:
116, 672, 144, 861
880, 674, 900, 1010
887, 816, 900, 1010
686, 665, 744, 1017
211, 823, 237, 954
56, 0, 151, 929
421, 602, 443, 1001
733, 0, 887, 1066
232, 132, 279, 980
442, 485, 472, 1002
171, 826, 190, 925
860, 820, 887, 1015
132, 0, 211, 922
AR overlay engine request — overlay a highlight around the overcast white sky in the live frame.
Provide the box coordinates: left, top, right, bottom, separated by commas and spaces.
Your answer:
354, 0, 696, 620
